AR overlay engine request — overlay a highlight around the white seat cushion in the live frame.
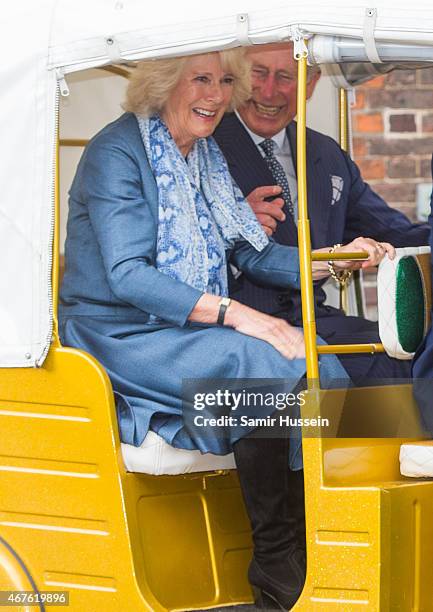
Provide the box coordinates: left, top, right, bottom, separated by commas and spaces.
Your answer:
121, 431, 236, 475
400, 441, 433, 477
377, 246, 431, 359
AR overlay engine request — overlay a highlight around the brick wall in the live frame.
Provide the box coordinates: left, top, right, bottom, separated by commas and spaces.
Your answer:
351, 67, 433, 319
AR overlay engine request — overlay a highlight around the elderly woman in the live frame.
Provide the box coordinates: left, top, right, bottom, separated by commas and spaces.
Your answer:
60, 49, 390, 610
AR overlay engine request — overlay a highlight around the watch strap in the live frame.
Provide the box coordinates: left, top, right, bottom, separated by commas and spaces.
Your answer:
217, 297, 231, 326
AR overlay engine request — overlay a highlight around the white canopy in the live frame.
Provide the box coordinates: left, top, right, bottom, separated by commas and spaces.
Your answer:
1, 0, 433, 367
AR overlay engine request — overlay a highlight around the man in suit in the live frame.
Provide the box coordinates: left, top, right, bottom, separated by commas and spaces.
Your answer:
413, 156, 433, 433
214, 43, 430, 549
214, 42, 430, 383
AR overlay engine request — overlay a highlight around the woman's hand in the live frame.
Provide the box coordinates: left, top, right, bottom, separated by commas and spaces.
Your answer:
312, 237, 396, 279
225, 301, 305, 360
333, 237, 395, 270
189, 295, 305, 360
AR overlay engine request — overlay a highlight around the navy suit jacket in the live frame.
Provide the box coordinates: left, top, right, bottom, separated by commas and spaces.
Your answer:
413, 158, 433, 390
214, 113, 430, 324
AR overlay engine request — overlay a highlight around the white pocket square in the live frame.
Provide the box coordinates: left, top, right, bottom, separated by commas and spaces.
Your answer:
330, 175, 344, 205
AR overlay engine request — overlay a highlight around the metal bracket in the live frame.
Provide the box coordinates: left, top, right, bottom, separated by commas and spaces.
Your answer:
236, 13, 250, 46
348, 88, 357, 108
105, 35, 123, 64
290, 27, 308, 60
363, 8, 382, 63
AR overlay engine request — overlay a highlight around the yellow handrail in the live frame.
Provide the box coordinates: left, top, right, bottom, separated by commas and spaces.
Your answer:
99, 65, 132, 79
318, 343, 384, 354
312, 252, 367, 262
59, 138, 89, 147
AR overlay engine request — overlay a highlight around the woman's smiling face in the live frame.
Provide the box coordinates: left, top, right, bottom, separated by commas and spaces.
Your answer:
162, 53, 235, 156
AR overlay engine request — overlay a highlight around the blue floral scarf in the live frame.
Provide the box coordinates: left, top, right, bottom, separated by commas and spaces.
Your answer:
136, 114, 268, 297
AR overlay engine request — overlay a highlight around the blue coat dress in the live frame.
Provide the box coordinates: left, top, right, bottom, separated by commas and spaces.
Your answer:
59, 113, 348, 466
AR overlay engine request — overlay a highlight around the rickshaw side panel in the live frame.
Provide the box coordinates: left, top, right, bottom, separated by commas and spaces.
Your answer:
0, 347, 254, 611
294, 387, 433, 611
2, 330, 433, 611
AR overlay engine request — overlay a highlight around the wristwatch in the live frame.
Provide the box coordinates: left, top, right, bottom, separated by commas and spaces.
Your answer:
217, 297, 231, 326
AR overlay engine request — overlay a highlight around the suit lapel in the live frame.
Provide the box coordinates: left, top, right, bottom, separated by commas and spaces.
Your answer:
215, 114, 298, 246
214, 113, 274, 195
288, 122, 332, 249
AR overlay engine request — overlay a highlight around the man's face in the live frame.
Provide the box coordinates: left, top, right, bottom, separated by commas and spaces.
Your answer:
238, 44, 319, 139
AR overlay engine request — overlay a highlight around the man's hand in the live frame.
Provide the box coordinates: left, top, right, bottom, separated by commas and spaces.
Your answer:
247, 186, 286, 236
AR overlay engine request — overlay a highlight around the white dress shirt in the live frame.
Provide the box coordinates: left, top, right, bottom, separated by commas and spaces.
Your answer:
235, 112, 299, 223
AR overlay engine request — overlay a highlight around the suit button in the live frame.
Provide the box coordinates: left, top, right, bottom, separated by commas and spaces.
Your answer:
277, 294, 287, 305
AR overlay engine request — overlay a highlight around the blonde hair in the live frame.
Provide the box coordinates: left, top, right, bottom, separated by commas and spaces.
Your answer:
123, 49, 251, 117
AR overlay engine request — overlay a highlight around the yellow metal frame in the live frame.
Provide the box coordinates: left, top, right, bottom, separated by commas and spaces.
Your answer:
292, 48, 433, 611
296, 54, 384, 378
297, 53, 319, 381
100, 65, 132, 79
339, 88, 354, 314
0, 347, 256, 611
338, 88, 349, 152
59, 138, 89, 147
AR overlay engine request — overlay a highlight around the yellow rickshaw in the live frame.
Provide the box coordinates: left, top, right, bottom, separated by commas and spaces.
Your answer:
1, 1, 433, 610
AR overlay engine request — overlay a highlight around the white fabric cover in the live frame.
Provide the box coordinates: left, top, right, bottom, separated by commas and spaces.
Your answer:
47, 0, 433, 73
400, 442, 433, 478
3, 1, 433, 367
377, 246, 431, 360
0, 3, 58, 367
121, 432, 236, 475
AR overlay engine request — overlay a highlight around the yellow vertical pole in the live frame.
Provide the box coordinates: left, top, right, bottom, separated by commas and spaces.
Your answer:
338, 87, 350, 313
339, 88, 349, 152
51, 112, 61, 347
296, 51, 319, 382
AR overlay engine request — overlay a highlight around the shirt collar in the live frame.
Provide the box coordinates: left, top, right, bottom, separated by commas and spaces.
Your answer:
235, 111, 288, 153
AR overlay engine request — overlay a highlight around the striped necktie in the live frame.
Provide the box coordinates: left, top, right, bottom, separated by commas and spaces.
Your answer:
259, 138, 295, 219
